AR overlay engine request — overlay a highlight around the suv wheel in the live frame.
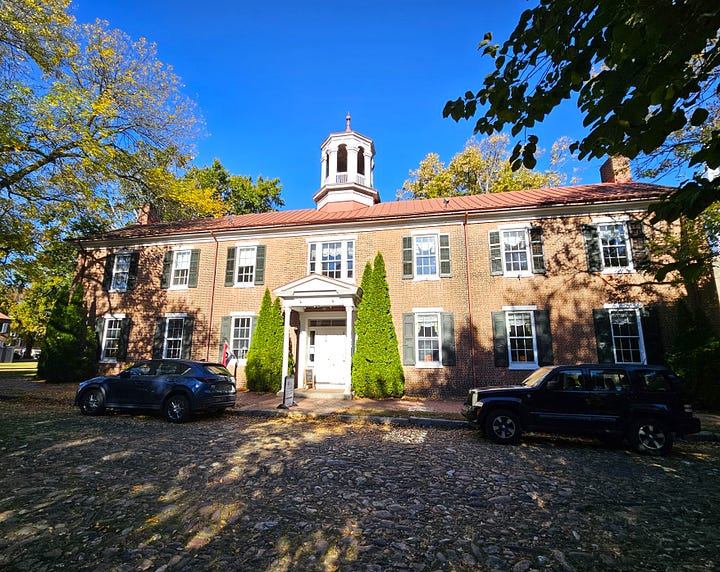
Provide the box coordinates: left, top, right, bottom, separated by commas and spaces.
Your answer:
484, 409, 521, 444
163, 394, 191, 423
630, 418, 673, 455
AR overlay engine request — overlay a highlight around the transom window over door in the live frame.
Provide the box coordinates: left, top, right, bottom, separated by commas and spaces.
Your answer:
308, 240, 354, 281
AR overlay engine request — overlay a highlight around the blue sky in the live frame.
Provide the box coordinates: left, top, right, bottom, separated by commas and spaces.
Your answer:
72, 0, 604, 211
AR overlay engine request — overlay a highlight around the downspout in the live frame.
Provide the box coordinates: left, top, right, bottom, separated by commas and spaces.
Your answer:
205, 231, 220, 361
463, 211, 477, 385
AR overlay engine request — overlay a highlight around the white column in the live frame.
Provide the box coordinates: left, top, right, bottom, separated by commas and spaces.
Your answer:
328, 149, 337, 184
280, 302, 291, 392
347, 146, 359, 185
344, 303, 354, 398
364, 153, 372, 187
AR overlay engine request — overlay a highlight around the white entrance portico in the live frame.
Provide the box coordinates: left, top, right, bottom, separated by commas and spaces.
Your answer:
273, 274, 361, 398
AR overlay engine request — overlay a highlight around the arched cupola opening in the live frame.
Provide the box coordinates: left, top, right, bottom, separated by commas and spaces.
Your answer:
357, 146, 365, 175
337, 145, 348, 174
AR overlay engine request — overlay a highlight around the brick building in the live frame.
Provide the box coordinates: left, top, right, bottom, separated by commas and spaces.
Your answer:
76, 121, 698, 397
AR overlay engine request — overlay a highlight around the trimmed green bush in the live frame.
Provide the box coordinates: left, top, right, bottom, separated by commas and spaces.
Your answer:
37, 283, 98, 383
245, 289, 285, 393
352, 253, 404, 397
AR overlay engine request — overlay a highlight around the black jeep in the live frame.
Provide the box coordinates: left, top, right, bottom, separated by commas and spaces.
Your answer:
462, 364, 701, 455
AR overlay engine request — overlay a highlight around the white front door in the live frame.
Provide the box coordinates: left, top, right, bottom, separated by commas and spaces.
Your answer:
310, 327, 346, 389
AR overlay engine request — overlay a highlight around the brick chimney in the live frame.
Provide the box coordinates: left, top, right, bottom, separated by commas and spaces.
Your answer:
600, 156, 632, 183
137, 203, 160, 225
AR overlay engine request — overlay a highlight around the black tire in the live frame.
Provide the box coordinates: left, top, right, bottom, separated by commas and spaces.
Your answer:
484, 409, 521, 444
163, 394, 191, 423
79, 388, 105, 416
629, 418, 673, 455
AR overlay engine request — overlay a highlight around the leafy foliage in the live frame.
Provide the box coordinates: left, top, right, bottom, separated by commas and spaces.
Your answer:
37, 283, 98, 383
398, 134, 573, 199
444, 0, 720, 222
352, 253, 404, 398
245, 289, 284, 393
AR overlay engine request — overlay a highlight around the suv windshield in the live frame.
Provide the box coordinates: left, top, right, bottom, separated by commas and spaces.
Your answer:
521, 366, 553, 388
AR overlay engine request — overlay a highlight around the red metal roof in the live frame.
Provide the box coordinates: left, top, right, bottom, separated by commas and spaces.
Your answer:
81, 181, 671, 243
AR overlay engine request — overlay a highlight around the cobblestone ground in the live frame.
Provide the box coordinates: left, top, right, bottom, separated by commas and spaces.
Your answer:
0, 395, 718, 572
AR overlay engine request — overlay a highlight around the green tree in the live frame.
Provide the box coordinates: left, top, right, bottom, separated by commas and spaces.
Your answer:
184, 159, 284, 216
352, 253, 404, 398
37, 282, 97, 383
398, 135, 571, 200
444, 0, 720, 224
245, 289, 285, 393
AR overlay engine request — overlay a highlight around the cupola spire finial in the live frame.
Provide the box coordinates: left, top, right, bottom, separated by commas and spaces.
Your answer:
345, 113, 351, 132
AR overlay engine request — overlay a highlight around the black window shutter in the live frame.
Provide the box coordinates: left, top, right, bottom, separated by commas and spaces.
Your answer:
641, 306, 664, 364
627, 220, 650, 270
224, 247, 236, 286
102, 254, 114, 291
439, 235, 451, 277
118, 318, 131, 361
441, 312, 456, 366
530, 227, 546, 274
127, 251, 140, 290
188, 250, 200, 288
592, 309, 614, 363
489, 231, 503, 275
219, 315, 231, 361
152, 318, 166, 359
181, 316, 194, 359
582, 225, 602, 272
534, 309, 554, 366
254, 245, 266, 285
95, 317, 105, 353
160, 251, 173, 289
492, 311, 509, 367
402, 237, 413, 279
402, 313, 415, 365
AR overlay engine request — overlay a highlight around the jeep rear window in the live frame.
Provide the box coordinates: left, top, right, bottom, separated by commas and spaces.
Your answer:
639, 370, 678, 392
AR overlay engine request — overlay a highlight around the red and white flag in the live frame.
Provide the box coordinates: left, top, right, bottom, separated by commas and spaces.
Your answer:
222, 341, 235, 366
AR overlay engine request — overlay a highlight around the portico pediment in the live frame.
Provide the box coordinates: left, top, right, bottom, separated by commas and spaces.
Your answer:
273, 274, 360, 306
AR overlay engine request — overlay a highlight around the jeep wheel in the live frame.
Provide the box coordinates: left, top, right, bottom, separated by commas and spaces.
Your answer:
79, 388, 105, 416
163, 394, 191, 423
630, 418, 673, 455
484, 409, 521, 444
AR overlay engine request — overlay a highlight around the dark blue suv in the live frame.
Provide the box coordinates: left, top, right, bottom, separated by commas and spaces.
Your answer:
75, 359, 237, 422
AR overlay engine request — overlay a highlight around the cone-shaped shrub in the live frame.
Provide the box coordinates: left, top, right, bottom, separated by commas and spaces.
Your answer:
352, 253, 404, 397
245, 289, 284, 392
38, 283, 98, 383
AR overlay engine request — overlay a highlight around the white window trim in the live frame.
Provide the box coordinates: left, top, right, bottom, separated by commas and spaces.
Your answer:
604, 304, 646, 364
100, 313, 126, 363
503, 308, 538, 370
592, 217, 634, 275
307, 239, 355, 281
498, 226, 533, 278
229, 312, 256, 365
412, 309, 443, 369
169, 248, 192, 290
233, 245, 258, 288
410, 233, 441, 282
109, 251, 133, 292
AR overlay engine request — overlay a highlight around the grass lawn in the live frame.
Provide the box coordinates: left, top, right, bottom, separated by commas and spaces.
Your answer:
0, 361, 38, 380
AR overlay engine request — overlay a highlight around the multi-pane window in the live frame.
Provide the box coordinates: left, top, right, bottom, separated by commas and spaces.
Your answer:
164, 317, 185, 359
236, 247, 257, 283
231, 317, 253, 361
609, 309, 644, 363
416, 313, 440, 364
111, 253, 132, 291
489, 228, 545, 276
598, 223, 630, 269
506, 311, 536, 366
101, 318, 123, 360
415, 236, 438, 277
172, 250, 191, 287
308, 240, 355, 281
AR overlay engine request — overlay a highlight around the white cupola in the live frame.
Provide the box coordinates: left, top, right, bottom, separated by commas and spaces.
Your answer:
313, 114, 379, 211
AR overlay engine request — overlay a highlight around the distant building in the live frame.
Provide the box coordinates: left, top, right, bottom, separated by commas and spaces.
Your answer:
74, 119, 715, 397
0, 312, 13, 362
